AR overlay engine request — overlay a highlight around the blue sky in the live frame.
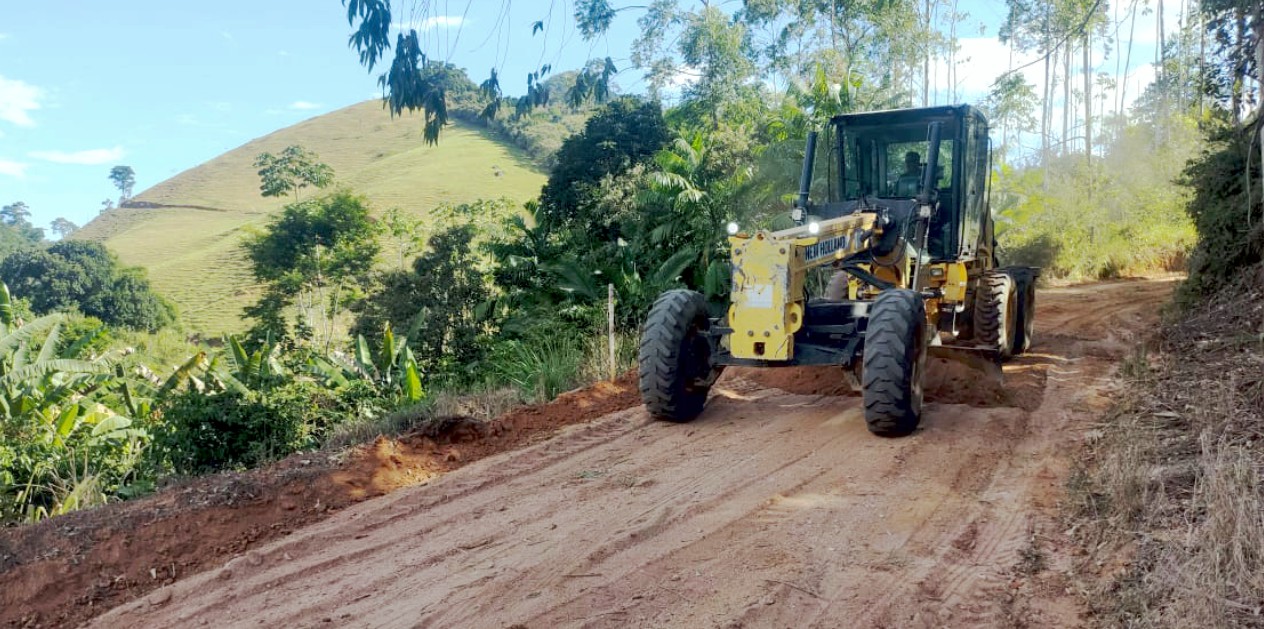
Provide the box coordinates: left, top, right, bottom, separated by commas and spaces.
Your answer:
0, 0, 1169, 230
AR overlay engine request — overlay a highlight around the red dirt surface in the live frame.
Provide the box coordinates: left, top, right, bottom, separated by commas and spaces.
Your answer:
0, 373, 640, 628
2, 279, 1176, 628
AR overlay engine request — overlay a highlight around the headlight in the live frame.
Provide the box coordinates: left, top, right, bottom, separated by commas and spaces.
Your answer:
807, 221, 821, 235
726, 221, 740, 235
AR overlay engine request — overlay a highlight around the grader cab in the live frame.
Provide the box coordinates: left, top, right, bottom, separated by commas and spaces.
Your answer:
638, 105, 1037, 436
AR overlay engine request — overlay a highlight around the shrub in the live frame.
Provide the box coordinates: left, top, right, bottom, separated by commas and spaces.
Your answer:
1177, 119, 1264, 302
156, 381, 335, 474
485, 333, 585, 401
0, 241, 175, 331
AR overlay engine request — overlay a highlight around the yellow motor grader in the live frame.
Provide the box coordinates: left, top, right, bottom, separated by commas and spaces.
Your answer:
638, 105, 1037, 436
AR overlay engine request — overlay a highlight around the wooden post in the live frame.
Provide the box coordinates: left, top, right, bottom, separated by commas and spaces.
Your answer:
608, 284, 617, 382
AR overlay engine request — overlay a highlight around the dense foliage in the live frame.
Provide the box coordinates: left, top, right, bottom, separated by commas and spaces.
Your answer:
0, 241, 176, 331
351, 223, 490, 380
1178, 117, 1264, 300
8, 0, 1254, 526
243, 190, 381, 346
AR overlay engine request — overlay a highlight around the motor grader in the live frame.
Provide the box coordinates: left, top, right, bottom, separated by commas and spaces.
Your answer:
638, 105, 1037, 437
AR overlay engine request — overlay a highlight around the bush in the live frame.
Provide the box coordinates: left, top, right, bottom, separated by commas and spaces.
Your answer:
1177, 119, 1264, 302
156, 381, 337, 474
0, 241, 175, 331
485, 332, 585, 401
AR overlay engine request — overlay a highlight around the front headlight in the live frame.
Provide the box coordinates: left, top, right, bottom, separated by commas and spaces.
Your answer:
726, 221, 740, 235
807, 221, 821, 235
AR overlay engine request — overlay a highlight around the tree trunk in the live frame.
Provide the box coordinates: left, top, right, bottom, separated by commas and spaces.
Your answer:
1255, 0, 1264, 117
1042, 28, 1051, 173
1233, 5, 1245, 124
1120, 0, 1138, 117
1063, 43, 1071, 155
1084, 33, 1092, 161
923, 0, 931, 107
949, 0, 959, 103
1198, 4, 1205, 120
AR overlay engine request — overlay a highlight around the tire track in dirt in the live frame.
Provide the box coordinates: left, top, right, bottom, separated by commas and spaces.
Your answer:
89, 278, 1177, 628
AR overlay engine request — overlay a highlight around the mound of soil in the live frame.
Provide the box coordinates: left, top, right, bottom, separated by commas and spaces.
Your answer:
726, 353, 1011, 408
0, 372, 641, 628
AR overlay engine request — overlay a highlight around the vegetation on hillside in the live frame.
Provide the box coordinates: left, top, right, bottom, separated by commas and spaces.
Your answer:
1059, 1, 1264, 626
73, 103, 547, 336
4, 0, 1253, 544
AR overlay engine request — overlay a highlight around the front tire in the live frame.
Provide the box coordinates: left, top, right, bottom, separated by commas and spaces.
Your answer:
862, 289, 929, 437
639, 290, 718, 422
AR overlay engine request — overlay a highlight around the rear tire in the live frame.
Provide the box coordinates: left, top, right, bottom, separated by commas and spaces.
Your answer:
975, 271, 1018, 358
862, 289, 928, 437
1011, 271, 1036, 354
639, 290, 718, 422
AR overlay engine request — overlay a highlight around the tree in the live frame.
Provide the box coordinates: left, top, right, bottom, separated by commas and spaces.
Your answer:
351, 223, 489, 378
108, 166, 136, 204
253, 145, 335, 201
339, 1, 617, 144
383, 208, 425, 270
537, 98, 671, 236
984, 74, 1039, 157
0, 241, 174, 330
49, 218, 79, 240
100, 199, 114, 213
1, 202, 31, 226
242, 191, 380, 347
1, 202, 45, 243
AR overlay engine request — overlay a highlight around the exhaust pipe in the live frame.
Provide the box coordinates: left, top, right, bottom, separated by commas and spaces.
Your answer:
794, 130, 818, 224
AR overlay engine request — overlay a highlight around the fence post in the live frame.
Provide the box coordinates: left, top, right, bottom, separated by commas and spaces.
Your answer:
608, 283, 616, 382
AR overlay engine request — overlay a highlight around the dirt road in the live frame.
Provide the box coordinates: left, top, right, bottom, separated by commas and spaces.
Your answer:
92, 279, 1175, 628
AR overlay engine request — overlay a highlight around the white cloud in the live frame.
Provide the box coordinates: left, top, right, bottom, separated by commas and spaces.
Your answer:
0, 76, 41, 127
0, 159, 28, 178
0, 34, 9, 41
932, 35, 1160, 113
29, 146, 125, 165
289, 101, 322, 111
395, 15, 464, 31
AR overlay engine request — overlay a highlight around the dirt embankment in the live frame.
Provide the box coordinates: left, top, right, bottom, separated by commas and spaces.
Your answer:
1, 278, 1177, 628
1, 376, 641, 628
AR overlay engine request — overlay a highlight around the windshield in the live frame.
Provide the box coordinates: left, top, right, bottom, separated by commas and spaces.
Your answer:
840, 124, 954, 201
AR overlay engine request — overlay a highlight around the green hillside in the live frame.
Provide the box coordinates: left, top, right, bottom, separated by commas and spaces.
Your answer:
75, 100, 546, 335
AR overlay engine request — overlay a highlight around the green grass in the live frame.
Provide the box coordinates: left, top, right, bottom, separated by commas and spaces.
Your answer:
73, 100, 547, 335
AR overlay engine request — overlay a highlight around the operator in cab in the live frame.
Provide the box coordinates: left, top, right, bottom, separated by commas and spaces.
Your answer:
895, 150, 922, 197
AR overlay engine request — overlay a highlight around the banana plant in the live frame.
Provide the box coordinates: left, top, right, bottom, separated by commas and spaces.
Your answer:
306, 322, 424, 403
0, 284, 148, 522
212, 334, 287, 393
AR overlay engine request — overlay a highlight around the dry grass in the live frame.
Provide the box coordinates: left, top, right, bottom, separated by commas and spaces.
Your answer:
322, 386, 524, 451
1069, 266, 1264, 627
73, 101, 546, 335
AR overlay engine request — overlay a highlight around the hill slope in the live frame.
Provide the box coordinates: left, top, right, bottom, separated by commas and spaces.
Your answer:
75, 100, 546, 335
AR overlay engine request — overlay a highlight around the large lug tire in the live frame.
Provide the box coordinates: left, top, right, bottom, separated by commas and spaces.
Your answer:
862, 289, 929, 437
975, 271, 1019, 359
639, 290, 719, 423
824, 270, 850, 301
1010, 271, 1037, 355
